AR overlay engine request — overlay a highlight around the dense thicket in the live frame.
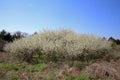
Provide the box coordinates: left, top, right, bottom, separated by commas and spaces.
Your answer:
4, 29, 112, 62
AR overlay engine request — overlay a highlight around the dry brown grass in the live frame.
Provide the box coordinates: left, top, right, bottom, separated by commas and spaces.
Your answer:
5, 70, 53, 80
112, 48, 120, 59
0, 52, 10, 63
82, 61, 120, 79
0, 68, 6, 78
105, 45, 120, 61
55, 64, 78, 79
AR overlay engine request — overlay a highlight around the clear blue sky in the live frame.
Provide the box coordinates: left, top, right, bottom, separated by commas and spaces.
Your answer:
0, 0, 120, 39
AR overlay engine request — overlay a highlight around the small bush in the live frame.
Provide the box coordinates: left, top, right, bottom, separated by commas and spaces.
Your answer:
4, 29, 111, 62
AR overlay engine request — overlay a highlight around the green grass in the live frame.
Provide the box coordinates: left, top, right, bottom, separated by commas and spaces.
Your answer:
3, 76, 17, 80
25, 64, 47, 72
0, 63, 21, 71
65, 75, 75, 80
0, 63, 47, 72
0, 61, 119, 80
75, 73, 90, 80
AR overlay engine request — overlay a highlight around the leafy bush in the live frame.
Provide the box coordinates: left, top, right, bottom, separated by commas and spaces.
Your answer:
4, 29, 111, 62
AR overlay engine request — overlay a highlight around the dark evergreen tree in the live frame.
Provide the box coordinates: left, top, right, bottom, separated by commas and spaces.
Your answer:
0, 30, 7, 40
4, 32, 12, 42
116, 39, 120, 45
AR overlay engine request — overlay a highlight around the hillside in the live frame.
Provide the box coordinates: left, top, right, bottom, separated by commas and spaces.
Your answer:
0, 29, 120, 80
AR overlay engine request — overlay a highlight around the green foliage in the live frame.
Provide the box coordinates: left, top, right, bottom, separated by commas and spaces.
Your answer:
49, 77, 56, 80
25, 64, 47, 72
4, 76, 17, 80
32, 54, 40, 64
0, 63, 20, 71
66, 75, 75, 80
75, 73, 90, 80
4, 29, 111, 62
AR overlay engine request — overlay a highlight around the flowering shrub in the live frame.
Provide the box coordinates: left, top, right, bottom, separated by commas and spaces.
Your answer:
4, 29, 111, 62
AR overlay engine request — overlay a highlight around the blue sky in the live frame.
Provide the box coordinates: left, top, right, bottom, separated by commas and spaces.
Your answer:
0, 0, 120, 39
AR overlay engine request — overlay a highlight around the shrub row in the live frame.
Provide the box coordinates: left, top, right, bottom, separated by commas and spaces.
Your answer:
4, 29, 111, 62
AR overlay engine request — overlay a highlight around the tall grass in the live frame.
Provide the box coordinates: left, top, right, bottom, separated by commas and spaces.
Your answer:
4, 29, 111, 62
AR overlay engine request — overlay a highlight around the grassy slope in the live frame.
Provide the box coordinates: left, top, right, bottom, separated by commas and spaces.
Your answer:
0, 46, 120, 80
